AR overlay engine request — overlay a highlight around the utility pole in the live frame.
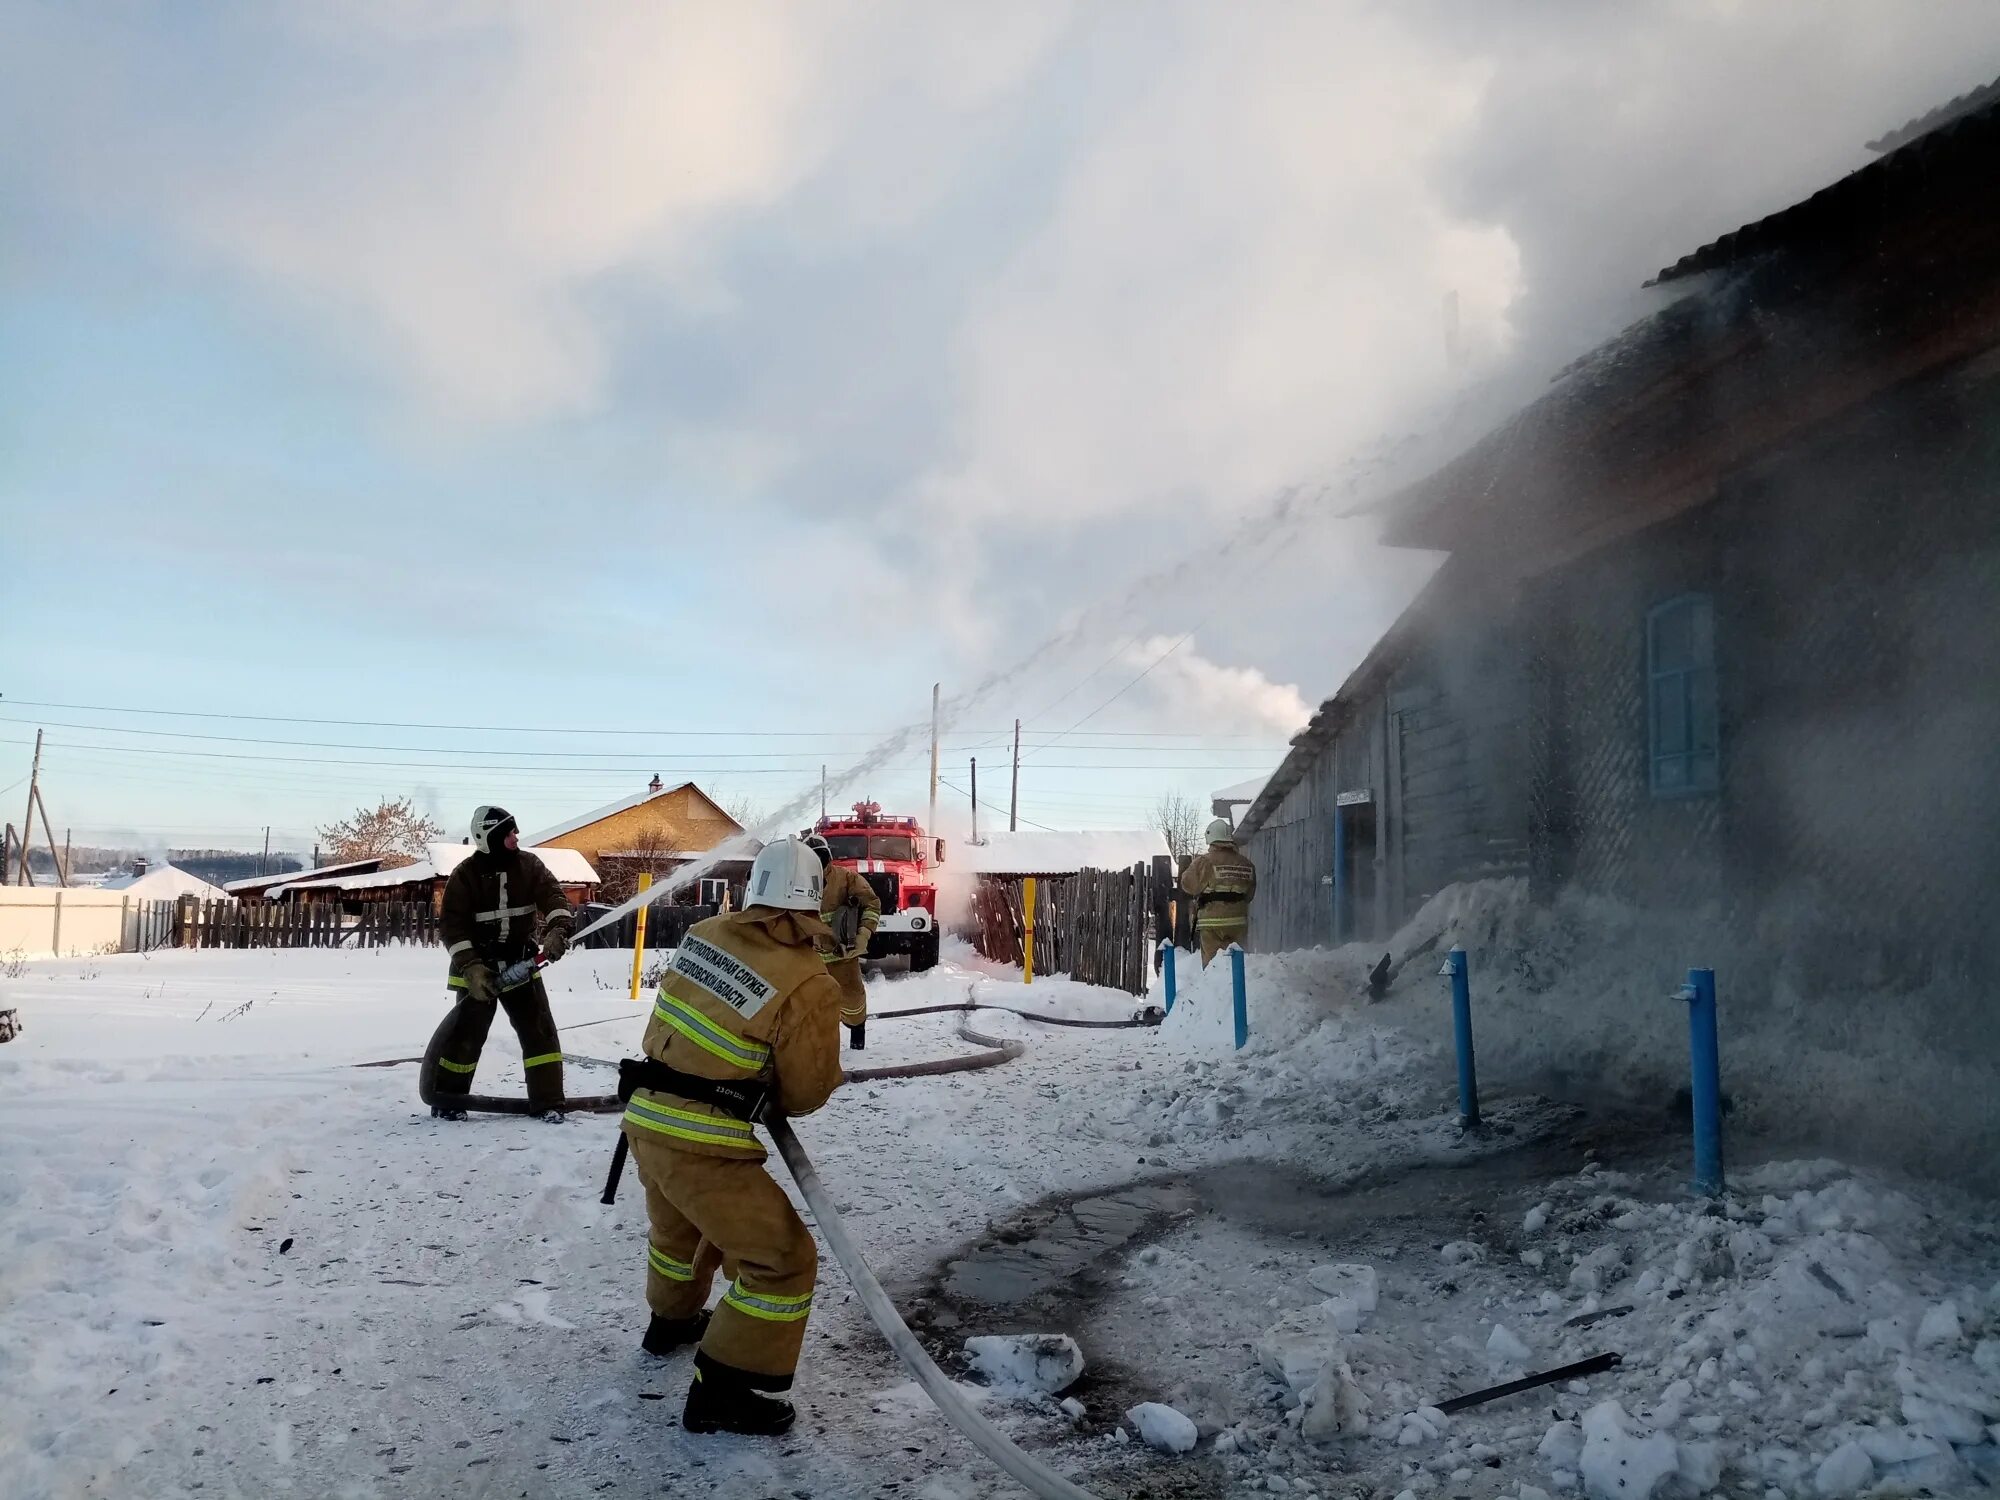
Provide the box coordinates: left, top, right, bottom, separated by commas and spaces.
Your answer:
1009, 719, 1021, 833
261, 826, 271, 877
2, 824, 12, 885
969, 757, 979, 845
928, 684, 940, 838
820, 766, 827, 822
16, 729, 42, 885
33, 787, 65, 887
62, 828, 71, 887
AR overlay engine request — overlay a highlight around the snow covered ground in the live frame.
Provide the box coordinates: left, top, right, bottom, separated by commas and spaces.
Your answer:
2, 910, 1996, 1500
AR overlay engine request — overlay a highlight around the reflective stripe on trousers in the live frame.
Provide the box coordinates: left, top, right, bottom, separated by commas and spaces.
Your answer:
648, 1244, 696, 1283
723, 1281, 813, 1322
623, 1094, 761, 1152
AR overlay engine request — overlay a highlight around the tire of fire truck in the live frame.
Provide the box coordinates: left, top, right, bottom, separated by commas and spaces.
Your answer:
909, 930, 940, 973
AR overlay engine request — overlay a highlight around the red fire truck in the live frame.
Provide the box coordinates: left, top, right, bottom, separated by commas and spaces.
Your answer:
812, 802, 944, 972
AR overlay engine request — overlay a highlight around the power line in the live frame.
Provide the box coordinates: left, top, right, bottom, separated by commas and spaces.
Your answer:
5, 739, 1276, 775
0, 715, 1283, 760
937, 777, 1058, 833
0, 699, 1284, 742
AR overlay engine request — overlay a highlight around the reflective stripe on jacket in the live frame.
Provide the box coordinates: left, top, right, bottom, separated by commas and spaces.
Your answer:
1180, 845, 1258, 931
441, 851, 573, 981
625, 907, 844, 1159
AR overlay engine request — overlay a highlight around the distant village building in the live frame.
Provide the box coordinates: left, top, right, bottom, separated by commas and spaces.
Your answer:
266, 843, 599, 910
524, 777, 747, 903
946, 830, 1171, 881
96, 860, 231, 902
229, 857, 388, 904
1210, 776, 1271, 828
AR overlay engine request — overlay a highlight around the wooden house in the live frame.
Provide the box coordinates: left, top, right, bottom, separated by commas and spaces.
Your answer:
525, 777, 746, 903
269, 843, 599, 910
1238, 81, 2000, 974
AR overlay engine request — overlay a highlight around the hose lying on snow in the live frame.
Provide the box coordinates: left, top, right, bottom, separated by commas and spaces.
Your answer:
874, 1001, 1161, 1031
770, 1115, 1103, 1500
400, 985, 1119, 1111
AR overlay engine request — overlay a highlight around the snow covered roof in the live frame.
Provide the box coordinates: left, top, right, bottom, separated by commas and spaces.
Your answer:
97, 863, 232, 901
225, 858, 383, 893
268, 843, 598, 895
951, 830, 1168, 877
524, 785, 696, 846
1210, 775, 1270, 805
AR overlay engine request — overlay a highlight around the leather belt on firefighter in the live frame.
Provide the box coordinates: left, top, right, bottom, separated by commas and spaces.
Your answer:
616, 1056, 773, 1124
1195, 890, 1247, 906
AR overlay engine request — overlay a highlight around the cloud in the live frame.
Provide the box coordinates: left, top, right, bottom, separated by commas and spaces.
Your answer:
917, 6, 1524, 530
8, 0, 1999, 726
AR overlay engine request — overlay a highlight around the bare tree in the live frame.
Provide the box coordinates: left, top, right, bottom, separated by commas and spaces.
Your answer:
1153, 792, 1206, 861
717, 792, 768, 833
316, 797, 445, 869
599, 824, 684, 905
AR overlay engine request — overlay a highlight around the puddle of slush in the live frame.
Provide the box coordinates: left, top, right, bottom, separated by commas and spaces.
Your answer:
939, 1182, 1198, 1304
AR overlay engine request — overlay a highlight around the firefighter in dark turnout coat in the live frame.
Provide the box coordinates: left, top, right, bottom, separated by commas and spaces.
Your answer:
431, 805, 576, 1118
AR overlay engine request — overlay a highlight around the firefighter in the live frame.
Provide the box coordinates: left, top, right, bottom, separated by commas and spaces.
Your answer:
431, 806, 575, 1120
805, 832, 880, 1050
622, 837, 845, 1437
1180, 816, 1257, 967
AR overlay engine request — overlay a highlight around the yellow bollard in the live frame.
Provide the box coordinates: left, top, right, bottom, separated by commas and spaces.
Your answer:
1022, 876, 1036, 985
629, 871, 653, 1000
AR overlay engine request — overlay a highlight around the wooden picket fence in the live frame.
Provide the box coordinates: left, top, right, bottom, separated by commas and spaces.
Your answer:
964, 861, 1173, 996
131, 898, 178, 953
173, 898, 442, 950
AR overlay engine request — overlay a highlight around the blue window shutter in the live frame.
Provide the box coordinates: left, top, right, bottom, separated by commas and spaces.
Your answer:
1647, 595, 1719, 797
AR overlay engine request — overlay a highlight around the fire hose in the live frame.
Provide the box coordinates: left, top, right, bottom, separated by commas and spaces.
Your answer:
769, 1116, 1100, 1500
403, 984, 1118, 1498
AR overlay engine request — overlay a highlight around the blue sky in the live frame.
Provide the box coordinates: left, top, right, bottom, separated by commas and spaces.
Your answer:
4, 2, 1995, 858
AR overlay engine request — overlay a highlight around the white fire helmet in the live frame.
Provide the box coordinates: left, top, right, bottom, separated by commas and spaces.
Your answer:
471, 805, 517, 854
746, 837, 825, 912
1205, 817, 1236, 846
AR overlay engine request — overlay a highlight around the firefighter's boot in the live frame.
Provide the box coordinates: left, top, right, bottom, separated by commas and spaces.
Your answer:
431, 1104, 468, 1122
642, 1310, 710, 1357
683, 1362, 797, 1437
847, 1022, 865, 1052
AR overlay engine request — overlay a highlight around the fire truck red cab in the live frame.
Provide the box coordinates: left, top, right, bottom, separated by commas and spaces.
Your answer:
812, 802, 944, 972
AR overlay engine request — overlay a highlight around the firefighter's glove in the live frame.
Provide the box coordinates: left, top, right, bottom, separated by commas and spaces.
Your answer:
540, 922, 572, 962
465, 963, 498, 1004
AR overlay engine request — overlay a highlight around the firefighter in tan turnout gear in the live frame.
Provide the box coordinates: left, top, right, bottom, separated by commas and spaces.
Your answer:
805, 832, 880, 1050
621, 837, 845, 1437
431, 806, 576, 1120
1181, 817, 1257, 966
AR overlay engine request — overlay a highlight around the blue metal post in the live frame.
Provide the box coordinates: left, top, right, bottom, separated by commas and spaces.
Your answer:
1444, 947, 1479, 1127
1159, 939, 1177, 1015
1229, 945, 1248, 1050
1678, 967, 1724, 1197
1331, 806, 1346, 947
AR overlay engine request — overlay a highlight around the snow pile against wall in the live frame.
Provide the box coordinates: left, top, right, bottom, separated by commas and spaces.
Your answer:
1164, 878, 2000, 1190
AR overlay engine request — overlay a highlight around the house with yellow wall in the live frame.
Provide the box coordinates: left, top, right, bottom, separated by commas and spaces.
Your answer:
524, 776, 746, 902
